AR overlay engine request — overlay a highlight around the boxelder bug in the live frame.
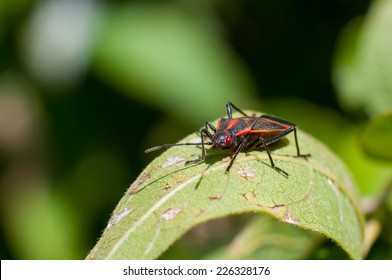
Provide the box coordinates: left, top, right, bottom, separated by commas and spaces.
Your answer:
145, 102, 310, 176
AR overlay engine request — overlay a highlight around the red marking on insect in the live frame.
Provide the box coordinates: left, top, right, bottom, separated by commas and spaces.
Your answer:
145, 102, 310, 177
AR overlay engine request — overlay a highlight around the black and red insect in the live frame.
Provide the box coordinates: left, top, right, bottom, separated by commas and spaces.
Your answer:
145, 102, 309, 176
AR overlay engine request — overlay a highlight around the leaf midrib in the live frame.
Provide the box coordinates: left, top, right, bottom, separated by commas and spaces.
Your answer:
104, 171, 203, 259
104, 152, 363, 259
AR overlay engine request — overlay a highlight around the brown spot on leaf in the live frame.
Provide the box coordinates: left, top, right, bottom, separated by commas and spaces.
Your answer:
237, 166, 255, 179
240, 191, 262, 206
161, 208, 181, 221
270, 204, 298, 225
106, 207, 135, 229
174, 179, 184, 185
162, 156, 184, 168
283, 211, 298, 225
163, 183, 171, 191
127, 172, 151, 194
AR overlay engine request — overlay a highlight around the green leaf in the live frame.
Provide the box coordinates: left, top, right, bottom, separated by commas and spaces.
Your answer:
360, 111, 392, 161
204, 214, 322, 260
86, 113, 364, 260
333, 0, 392, 116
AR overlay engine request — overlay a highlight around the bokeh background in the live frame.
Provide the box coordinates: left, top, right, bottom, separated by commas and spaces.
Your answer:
1, 0, 391, 259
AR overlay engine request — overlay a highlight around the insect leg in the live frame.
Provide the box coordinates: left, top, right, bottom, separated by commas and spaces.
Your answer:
258, 136, 289, 177
206, 121, 216, 133
226, 101, 249, 118
185, 127, 213, 165
226, 139, 248, 172
199, 125, 214, 160
293, 128, 310, 158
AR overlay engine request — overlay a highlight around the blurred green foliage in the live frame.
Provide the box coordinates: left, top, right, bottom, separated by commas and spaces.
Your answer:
0, 0, 391, 259
360, 112, 392, 161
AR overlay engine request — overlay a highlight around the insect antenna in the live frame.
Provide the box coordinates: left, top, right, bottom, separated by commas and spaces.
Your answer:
145, 142, 213, 153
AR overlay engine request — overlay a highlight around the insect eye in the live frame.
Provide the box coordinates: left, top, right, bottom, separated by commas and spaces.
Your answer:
225, 136, 232, 145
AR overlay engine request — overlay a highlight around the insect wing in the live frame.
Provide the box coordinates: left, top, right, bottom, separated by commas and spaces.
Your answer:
216, 118, 252, 135
249, 115, 296, 145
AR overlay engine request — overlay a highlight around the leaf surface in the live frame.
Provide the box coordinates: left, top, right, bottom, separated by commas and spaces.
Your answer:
204, 214, 321, 260
87, 114, 364, 260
